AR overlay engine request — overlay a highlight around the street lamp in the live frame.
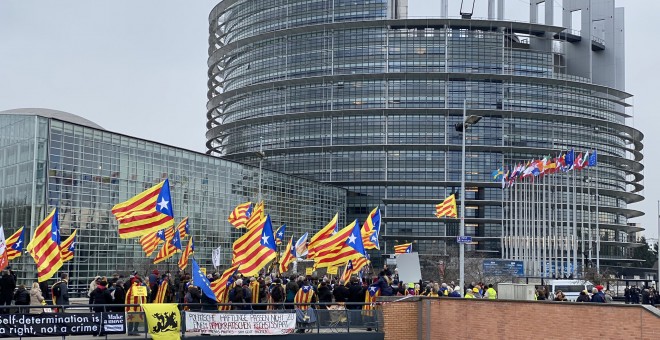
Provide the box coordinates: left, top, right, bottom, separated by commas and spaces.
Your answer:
455, 99, 482, 293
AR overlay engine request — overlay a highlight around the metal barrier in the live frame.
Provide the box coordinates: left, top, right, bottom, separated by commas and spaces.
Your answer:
4, 302, 382, 339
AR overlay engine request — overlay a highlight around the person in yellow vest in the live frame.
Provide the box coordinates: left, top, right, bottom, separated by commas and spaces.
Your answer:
485, 284, 497, 299
464, 287, 477, 299
125, 278, 147, 335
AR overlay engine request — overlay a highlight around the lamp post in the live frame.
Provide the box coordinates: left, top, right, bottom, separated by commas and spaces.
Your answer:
456, 99, 482, 292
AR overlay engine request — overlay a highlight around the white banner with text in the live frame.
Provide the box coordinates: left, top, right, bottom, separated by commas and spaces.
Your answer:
184, 312, 296, 336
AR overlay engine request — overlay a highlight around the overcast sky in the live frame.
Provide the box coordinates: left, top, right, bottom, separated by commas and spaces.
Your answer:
1, 0, 657, 241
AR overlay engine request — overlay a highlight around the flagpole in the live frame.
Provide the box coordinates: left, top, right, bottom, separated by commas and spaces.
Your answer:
596, 166, 600, 274
588, 168, 593, 270
459, 99, 466, 293
572, 169, 577, 278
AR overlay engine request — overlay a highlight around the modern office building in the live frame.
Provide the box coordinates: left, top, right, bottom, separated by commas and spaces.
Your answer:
0, 108, 346, 285
206, 0, 644, 278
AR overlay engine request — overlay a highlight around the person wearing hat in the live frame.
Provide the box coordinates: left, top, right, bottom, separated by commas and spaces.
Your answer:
576, 289, 590, 302
88, 276, 101, 298
464, 287, 477, 299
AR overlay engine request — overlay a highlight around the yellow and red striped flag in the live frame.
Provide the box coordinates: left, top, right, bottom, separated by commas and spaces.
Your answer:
178, 237, 194, 271
231, 214, 277, 276
313, 220, 366, 269
26, 208, 63, 282
361, 207, 381, 250
245, 202, 264, 230
362, 284, 381, 316
139, 229, 165, 257
153, 279, 169, 303
340, 256, 370, 283
435, 194, 457, 218
6, 227, 25, 261
340, 260, 354, 283
307, 213, 338, 259
211, 263, 240, 301
294, 284, 316, 310
394, 243, 413, 254
60, 229, 77, 263
177, 217, 189, 239
228, 202, 252, 229
279, 237, 295, 274
112, 179, 174, 239
153, 226, 181, 264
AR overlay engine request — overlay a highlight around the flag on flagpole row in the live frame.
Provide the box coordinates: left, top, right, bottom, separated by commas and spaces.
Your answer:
307, 213, 338, 259
26, 208, 63, 282
435, 194, 458, 218
228, 202, 252, 229
177, 217, 189, 239
361, 207, 381, 250
60, 229, 77, 263
313, 219, 366, 269
588, 150, 597, 167
6, 227, 24, 261
112, 179, 174, 239
178, 237, 194, 271
279, 237, 295, 273
232, 215, 277, 276
295, 232, 308, 259
275, 224, 286, 245
564, 149, 575, 170
394, 243, 412, 254
0, 227, 8, 272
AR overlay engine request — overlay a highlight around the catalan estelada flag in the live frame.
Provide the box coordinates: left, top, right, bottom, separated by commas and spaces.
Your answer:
307, 213, 338, 259
153, 227, 181, 264
60, 229, 77, 263
26, 208, 63, 282
294, 284, 316, 310
340, 260, 354, 283
177, 217, 189, 239
352, 255, 369, 272
112, 179, 174, 239
6, 227, 25, 261
275, 224, 286, 245
228, 202, 252, 229
139, 229, 165, 257
313, 219, 366, 269
153, 279, 169, 303
394, 243, 412, 254
435, 194, 458, 218
279, 237, 295, 273
232, 214, 277, 276
211, 263, 240, 302
362, 284, 381, 316
361, 207, 381, 250
178, 237, 194, 271
245, 202, 264, 230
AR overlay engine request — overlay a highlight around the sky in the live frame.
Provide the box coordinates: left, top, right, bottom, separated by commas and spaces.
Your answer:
1, 0, 658, 241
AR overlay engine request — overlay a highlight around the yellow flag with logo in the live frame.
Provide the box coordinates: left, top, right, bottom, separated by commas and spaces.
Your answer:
141, 303, 181, 340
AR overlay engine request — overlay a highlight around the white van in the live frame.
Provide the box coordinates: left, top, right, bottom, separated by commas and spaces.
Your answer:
547, 280, 594, 301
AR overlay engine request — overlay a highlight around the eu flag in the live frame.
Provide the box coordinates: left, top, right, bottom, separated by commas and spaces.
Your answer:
588, 150, 597, 167
192, 258, 216, 300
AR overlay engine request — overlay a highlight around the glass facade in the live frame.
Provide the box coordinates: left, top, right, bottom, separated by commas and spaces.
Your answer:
207, 1, 644, 276
0, 111, 346, 286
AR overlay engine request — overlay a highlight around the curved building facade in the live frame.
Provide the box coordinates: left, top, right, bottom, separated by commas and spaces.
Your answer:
206, 0, 644, 277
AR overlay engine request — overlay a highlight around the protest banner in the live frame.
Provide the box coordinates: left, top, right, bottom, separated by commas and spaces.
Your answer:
185, 312, 296, 336
0, 313, 125, 337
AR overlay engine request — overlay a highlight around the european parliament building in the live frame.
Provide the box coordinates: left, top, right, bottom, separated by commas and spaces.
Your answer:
0, 109, 346, 285
206, 0, 645, 277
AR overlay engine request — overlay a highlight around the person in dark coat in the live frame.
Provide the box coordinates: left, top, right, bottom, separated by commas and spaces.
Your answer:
89, 280, 113, 312
0, 270, 16, 312
317, 281, 333, 307
13, 285, 30, 313
39, 281, 50, 304
184, 285, 202, 311
347, 278, 364, 310
111, 280, 126, 313
52, 273, 70, 308
333, 280, 350, 303
576, 290, 590, 302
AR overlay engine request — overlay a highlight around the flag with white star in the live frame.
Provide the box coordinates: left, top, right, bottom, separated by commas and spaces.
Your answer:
275, 224, 286, 245
192, 258, 217, 301
26, 208, 63, 282
361, 207, 381, 250
6, 227, 25, 260
60, 229, 77, 263
112, 179, 175, 239
232, 214, 277, 276
313, 219, 366, 269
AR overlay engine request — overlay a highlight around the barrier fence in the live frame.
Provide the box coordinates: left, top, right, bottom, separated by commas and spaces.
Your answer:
0, 302, 383, 339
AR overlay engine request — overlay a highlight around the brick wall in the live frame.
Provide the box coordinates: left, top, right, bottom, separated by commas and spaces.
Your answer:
380, 297, 660, 340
